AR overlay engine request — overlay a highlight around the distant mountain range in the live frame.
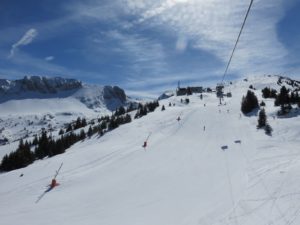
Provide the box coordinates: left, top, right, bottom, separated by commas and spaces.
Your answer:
0, 76, 128, 111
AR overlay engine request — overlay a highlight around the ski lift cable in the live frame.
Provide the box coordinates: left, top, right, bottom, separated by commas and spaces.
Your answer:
221, 0, 254, 83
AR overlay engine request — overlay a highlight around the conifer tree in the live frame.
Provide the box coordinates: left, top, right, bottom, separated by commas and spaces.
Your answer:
100, 120, 107, 130
59, 129, 64, 135
257, 108, 267, 128
262, 87, 277, 98
74, 117, 82, 129
124, 114, 132, 123
79, 129, 86, 140
264, 124, 273, 135
87, 126, 93, 137
275, 86, 290, 106
126, 103, 135, 112
260, 101, 266, 107
81, 118, 87, 127
34, 131, 49, 159
66, 123, 73, 132
241, 90, 259, 114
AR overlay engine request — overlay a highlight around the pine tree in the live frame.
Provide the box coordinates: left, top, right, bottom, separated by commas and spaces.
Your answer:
108, 116, 119, 130
59, 129, 64, 135
34, 131, 50, 159
22, 141, 34, 166
74, 117, 82, 129
79, 129, 86, 140
115, 106, 126, 116
257, 108, 267, 128
270, 89, 277, 98
124, 114, 132, 123
275, 86, 290, 106
126, 103, 135, 113
262, 87, 270, 98
81, 118, 87, 127
264, 124, 273, 135
98, 128, 104, 136
0, 154, 10, 171
100, 120, 107, 130
161, 105, 165, 111
32, 135, 38, 145
260, 101, 266, 107
87, 126, 93, 137
241, 90, 259, 114
66, 123, 73, 132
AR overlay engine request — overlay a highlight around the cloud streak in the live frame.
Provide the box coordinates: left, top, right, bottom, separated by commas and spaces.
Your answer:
124, 0, 288, 76
69, 0, 290, 89
1, 0, 296, 98
45, 56, 54, 61
8, 28, 38, 58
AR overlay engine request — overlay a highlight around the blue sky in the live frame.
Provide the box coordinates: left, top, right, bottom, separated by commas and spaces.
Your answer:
0, 0, 299, 97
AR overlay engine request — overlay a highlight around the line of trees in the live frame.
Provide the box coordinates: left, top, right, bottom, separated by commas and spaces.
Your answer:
0, 129, 92, 172
0, 100, 160, 172
262, 86, 300, 115
0, 112, 133, 172
134, 101, 159, 119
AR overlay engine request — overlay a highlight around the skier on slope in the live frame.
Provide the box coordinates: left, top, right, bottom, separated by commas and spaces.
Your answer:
143, 141, 147, 148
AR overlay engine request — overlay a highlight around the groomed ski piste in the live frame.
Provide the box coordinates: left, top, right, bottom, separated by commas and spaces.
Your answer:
1, 76, 300, 225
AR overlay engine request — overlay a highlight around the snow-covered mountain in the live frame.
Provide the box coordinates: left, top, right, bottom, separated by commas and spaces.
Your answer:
0, 76, 131, 143
1, 75, 300, 225
0, 76, 127, 110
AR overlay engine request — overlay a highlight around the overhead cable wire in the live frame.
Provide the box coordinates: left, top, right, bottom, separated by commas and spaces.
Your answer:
221, 0, 254, 83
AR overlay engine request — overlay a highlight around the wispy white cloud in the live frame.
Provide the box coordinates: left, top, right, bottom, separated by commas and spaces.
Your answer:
1, 48, 104, 82
8, 28, 38, 58
1, 0, 295, 96
124, 0, 288, 76
67, 0, 291, 84
101, 30, 167, 75
45, 56, 54, 61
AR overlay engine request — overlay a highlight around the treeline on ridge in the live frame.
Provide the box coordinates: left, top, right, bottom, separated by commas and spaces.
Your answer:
0, 101, 159, 172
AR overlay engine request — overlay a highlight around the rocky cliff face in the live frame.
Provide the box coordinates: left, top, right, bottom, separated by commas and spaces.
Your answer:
103, 86, 126, 103
0, 76, 82, 95
0, 76, 129, 111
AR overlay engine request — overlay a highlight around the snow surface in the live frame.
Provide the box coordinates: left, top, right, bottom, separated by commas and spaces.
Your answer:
0, 77, 131, 143
1, 76, 300, 225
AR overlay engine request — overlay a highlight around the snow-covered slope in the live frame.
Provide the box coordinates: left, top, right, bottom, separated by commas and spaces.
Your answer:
1, 75, 300, 225
0, 76, 131, 143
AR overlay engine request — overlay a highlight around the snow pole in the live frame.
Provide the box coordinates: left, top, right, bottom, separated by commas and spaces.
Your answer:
35, 163, 63, 203
143, 132, 152, 149
53, 162, 63, 180
177, 111, 183, 122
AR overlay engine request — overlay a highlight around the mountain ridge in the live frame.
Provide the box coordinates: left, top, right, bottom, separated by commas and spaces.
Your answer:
0, 76, 128, 111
